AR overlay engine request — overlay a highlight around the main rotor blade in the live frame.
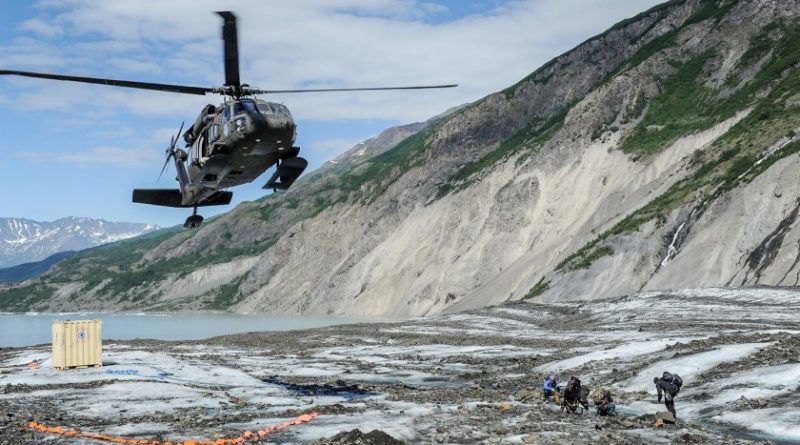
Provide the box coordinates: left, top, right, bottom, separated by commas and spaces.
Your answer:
216, 11, 240, 88
258, 84, 458, 94
0, 70, 214, 95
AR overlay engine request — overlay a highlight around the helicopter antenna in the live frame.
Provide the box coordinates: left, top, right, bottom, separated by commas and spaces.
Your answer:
216, 11, 241, 96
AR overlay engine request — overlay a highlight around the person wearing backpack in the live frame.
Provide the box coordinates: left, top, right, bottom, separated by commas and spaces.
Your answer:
561, 376, 583, 413
654, 376, 663, 402
593, 387, 616, 416
655, 371, 683, 418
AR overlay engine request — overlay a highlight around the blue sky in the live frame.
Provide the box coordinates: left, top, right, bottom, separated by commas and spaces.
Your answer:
0, 0, 661, 227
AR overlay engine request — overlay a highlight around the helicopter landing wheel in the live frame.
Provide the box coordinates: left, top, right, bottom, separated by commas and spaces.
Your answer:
184, 207, 204, 229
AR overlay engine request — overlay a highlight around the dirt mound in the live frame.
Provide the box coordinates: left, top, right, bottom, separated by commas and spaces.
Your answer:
312, 429, 405, 445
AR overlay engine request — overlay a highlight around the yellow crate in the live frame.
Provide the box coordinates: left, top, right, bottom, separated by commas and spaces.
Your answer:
51, 319, 102, 370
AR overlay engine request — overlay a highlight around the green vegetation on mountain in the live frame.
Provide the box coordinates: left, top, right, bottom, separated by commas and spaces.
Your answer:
204, 274, 249, 310
436, 109, 569, 199
0, 284, 53, 311
558, 22, 800, 271
523, 277, 550, 299
624, 22, 800, 156
339, 127, 434, 203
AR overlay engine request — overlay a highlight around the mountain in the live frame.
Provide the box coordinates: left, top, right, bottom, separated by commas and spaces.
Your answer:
3, 0, 800, 315
0, 250, 78, 283
0, 217, 157, 268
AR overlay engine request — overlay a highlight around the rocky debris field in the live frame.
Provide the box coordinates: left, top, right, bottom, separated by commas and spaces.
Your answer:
1, 287, 798, 444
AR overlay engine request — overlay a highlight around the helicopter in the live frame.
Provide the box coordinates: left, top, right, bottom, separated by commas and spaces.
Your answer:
0, 11, 456, 228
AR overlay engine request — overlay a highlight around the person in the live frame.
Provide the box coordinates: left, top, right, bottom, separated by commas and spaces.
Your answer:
655, 372, 683, 418
579, 385, 591, 413
654, 376, 662, 402
543, 374, 560, 403
561, 376, 583, 413
593, 387, 616, 416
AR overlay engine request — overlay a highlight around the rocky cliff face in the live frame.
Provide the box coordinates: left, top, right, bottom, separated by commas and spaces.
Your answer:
0, 217, 156, 268
4, 0, 800, 315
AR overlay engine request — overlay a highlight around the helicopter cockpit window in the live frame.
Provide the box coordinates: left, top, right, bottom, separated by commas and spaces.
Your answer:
222, 105, 231, 122
257, 102, 274, 115
233, 100, 258, 116
208, 124, 219, 142
273, 103, 291, 116
257, 102, 291, 117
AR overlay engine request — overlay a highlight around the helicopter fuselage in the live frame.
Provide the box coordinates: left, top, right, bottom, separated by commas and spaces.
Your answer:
178, 98, 304, 206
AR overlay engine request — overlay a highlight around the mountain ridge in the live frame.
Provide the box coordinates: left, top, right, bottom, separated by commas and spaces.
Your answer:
0, 216, 157, 269
3, 0, 800, 316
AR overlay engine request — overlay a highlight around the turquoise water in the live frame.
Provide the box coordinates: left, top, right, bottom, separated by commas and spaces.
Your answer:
0, 313, 366, 347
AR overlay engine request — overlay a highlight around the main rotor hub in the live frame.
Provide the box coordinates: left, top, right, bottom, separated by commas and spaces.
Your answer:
212, 84, 264, 98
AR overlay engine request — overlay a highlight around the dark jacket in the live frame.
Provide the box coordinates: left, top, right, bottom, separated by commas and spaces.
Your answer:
658, 378, 679, 397
564, 377, 581, 402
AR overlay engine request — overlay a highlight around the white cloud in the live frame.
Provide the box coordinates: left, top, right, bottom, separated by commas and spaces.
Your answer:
14, 146, 159, 167
18, 18, 64, 38
1, 0, 663, 123
107, 58, 165, 74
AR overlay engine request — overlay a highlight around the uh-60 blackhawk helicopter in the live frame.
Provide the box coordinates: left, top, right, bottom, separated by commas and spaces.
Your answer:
0, 11, 456, 228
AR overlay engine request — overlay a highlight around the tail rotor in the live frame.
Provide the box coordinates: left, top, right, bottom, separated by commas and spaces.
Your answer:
157, 122, 185, 182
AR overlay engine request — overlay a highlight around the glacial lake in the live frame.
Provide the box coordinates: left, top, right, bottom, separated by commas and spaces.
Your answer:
0, 313, 370, 348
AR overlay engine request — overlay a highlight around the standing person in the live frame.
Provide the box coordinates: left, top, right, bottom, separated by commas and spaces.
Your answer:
561, 376, 583, 413
543, 374, 559, 403
655, 372, 683, 418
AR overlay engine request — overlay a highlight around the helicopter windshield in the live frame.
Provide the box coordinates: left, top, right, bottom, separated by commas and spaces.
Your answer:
256, 101, 291, 117
233, 99, 259, 116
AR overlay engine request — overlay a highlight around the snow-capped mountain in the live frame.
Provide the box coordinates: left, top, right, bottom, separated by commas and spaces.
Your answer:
0, 217, 157, 268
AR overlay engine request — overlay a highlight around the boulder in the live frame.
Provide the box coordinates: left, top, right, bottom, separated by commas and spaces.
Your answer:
514, 389, 537, 402
656, 411, 676, 424
522, 433, 540, 444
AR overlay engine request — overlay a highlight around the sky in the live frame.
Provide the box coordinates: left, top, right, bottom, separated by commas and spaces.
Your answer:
0, 0, 662, 227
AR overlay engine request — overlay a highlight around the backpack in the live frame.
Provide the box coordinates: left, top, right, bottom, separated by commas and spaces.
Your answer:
565, 377, 581, 399
662, 372, 682, 391
592, 388, 606, 406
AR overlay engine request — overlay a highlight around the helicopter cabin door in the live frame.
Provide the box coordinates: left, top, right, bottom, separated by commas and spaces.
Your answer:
194, 108, 224, 162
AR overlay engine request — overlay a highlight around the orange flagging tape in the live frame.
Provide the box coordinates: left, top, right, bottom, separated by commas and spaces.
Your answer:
27, 412, 319, 445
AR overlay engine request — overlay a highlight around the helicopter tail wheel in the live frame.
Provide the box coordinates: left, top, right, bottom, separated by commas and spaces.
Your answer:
184, 207, 204, 229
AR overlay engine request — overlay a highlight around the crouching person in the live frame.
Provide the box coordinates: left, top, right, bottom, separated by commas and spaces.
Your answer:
593, 387, 616, 416
543, 374, 560, 403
